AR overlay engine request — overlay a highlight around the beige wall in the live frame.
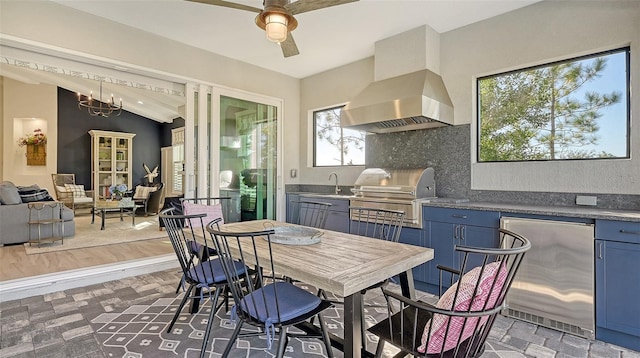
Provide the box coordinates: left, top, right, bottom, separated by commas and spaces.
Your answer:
299, 0, 640, 194
2, 78, 58, 189
298, 58, 374, 185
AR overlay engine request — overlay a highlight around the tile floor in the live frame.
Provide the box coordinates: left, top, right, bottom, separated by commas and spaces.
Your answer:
1, 269, 639, 358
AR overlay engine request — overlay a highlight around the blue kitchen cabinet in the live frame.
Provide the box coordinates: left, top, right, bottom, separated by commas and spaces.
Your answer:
285, 193, 300, 223
287, 194, 350, 233
397, 227, 427, 283
422, 207, 500, 294
595, 220, 640, 351
322, 197, 350, 233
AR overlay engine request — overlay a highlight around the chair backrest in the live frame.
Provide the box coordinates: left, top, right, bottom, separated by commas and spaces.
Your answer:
349, 207, 405, 242
159, 208, 222, 283
206, 224, 285, 326
51, 174, 76, 199
376, 229, 530, 357
181, 197, 231, 223
51, 173, 76, 186
288, 200, 332, 229
146, 183, 165, 214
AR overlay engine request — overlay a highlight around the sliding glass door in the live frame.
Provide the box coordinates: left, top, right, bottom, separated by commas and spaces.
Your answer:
184, 85, 282, 222
219, 95, 277, 221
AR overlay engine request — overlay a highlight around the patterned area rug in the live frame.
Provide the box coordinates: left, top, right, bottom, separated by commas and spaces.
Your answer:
90, 283, 421, 358
24, 214, 167, 255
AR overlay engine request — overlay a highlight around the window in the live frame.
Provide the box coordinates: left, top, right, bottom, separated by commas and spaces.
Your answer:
477, 47, 629, 162
313, 105, 366, 166
171, 128, 185, 195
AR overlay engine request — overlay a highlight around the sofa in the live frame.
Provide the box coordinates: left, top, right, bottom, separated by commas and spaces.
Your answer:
0, 181, 75, 246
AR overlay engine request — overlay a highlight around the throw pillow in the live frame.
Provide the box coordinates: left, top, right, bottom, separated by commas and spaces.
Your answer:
133, 186, 157, 200
182, 202, 224, 228
418, 261, 508, 354
18, 188, 54, 203
18, 184, 40, 191
0, 182, 22, 205
64, 184, 87, 198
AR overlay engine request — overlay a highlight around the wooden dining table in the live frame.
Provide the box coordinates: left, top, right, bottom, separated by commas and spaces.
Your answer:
212, 219, 434, 358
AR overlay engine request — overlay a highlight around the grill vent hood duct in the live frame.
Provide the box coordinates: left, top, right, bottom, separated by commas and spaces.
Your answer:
340, 68, 453, 134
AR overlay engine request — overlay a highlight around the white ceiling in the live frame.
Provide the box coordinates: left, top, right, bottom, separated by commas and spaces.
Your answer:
4, 0, 542, 122
51, 0, 541, 79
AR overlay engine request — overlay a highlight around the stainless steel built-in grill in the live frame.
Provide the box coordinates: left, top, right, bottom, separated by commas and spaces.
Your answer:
349, 168, 436, 228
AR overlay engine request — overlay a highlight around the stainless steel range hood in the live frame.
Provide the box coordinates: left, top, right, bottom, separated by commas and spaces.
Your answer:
340, 68, 454, 134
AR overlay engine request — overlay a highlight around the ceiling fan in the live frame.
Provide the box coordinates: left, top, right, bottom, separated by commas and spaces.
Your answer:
186, 0, 359, 58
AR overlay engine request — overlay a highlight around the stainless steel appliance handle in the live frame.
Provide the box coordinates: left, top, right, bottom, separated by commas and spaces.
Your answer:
351, 188, 416, 196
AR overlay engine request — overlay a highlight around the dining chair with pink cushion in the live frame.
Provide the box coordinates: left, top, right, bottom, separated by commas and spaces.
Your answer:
368, 228, 530, 357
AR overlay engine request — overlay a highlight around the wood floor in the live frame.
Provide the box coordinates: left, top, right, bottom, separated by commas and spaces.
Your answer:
0, 233, 174, 282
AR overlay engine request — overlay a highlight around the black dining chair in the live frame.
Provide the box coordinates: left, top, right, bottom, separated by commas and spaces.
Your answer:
348, 206, 406, 345
160, 208, 247, 358
172, 197, 230, 293
287, 200, 332, 229
368, 229, 530, 358
206, 223, 335, 358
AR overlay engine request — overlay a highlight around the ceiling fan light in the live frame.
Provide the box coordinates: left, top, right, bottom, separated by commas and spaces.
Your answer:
265, 13, 288, 43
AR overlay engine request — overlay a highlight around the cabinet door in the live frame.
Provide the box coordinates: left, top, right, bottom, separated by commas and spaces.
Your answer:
425, 220, 500, 291
285, 194, 300, 223
596, 239, 640, 338
325, 211, 349, 233
428, 221, 456, 287
398, 227, 426, 282
295, 196, 350, 233
455, 225, 500, 271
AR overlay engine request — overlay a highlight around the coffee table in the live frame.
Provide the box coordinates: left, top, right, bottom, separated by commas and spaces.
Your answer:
92, 199, 140, 230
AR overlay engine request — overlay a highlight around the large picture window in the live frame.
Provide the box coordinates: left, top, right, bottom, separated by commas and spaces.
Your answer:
313, 106, 366, 166
477, 47, 629, 162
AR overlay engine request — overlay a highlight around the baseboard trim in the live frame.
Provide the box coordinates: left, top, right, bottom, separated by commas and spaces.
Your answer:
0, 254, 179, 302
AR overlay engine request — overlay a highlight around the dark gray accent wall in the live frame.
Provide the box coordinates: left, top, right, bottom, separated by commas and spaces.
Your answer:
365, 125, 471, 199
363, 124, 639, 210
57, 87, 178, 189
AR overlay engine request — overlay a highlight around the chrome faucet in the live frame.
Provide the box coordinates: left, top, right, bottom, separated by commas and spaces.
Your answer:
328, 172, 341, 195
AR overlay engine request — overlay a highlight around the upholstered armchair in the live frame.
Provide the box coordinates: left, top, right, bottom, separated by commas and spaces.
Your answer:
132, 182, 165, 215
51, 174, 94, 214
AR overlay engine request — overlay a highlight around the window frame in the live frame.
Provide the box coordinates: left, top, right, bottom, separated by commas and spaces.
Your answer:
312, 105, 366, 167
476, 46, 631, 163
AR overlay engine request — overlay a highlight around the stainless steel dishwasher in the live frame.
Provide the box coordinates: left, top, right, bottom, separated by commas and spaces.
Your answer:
500, 217, 595, 339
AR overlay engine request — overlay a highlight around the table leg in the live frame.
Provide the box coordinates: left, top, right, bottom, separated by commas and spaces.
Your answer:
399, 269, 416, 299
131, 207, 136, 226
91, 207, 95, 224
120, 208, 124, 221
100, 210, 106, 230
343, 292, 363, 358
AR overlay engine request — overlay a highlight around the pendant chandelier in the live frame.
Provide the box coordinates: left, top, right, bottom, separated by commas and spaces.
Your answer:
77, 81, 122, 117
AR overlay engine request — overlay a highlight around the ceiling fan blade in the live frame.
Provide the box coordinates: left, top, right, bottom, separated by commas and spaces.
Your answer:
185, 0, 262, 13
286, 0, 359, 15
280, 33, 300, 58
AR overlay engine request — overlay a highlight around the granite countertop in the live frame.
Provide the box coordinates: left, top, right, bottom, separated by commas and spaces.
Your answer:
422, 200, 640, 223
287, 191, 640, 223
